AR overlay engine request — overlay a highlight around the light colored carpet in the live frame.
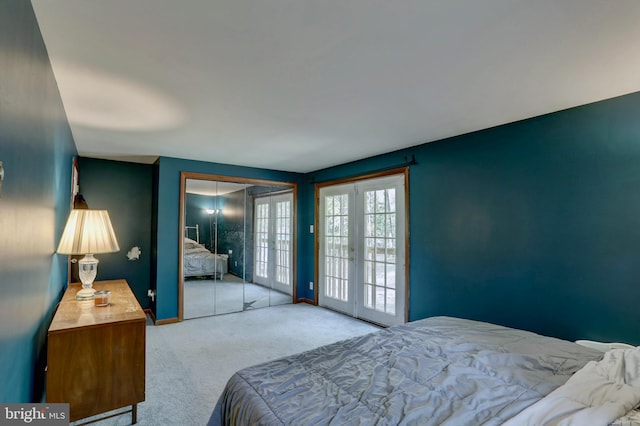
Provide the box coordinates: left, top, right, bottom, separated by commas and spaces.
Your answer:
71, 303, 380, 425
184, 274, 292, 319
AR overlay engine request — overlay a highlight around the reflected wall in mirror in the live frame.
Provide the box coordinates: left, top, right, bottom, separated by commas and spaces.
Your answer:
179, 172, 296, 320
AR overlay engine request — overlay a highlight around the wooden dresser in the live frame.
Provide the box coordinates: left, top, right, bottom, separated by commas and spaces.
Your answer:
47, 279, 146, 423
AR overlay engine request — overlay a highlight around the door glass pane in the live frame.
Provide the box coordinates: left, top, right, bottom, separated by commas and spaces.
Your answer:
363, 187, 397, 314
254, 202, 269, 280
324, 193, 349, 302
275, 199, 291, 285
365, 284, 373, 306
251, 188, 293, 307
386, 289, 396, 315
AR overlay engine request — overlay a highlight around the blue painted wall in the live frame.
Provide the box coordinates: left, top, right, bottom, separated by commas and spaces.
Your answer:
185, 192, 218, 251
214, 189, 249, 278
150, 162, 159, 314
77, 158, 153, 308
0, 1, 77, 402
307, 91, 640, 345
153, 157, 305, 321
186, 190, 251, 278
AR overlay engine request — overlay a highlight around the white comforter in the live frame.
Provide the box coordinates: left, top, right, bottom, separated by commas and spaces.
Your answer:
505, 347, 640, 426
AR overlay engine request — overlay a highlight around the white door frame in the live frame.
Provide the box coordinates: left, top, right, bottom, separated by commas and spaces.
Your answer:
254, 192, 294, 295
316, 171, 408, 326
318, 183, 355, 315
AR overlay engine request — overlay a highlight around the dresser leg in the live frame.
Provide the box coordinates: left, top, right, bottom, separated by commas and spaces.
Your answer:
132, 404, 137, 424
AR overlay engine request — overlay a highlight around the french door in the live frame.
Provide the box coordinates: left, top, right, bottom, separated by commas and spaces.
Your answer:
318, 174, 406, 326
254, 192, 293, 295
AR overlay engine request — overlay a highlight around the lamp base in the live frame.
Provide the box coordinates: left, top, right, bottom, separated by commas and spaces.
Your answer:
77, 253, 99, 300
76, 287, 96, 300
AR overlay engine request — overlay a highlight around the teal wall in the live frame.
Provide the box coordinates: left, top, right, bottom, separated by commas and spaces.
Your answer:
185, 193, 217, 250
0, 1, 77, 402
214, 189, 249, 278
153, 157, 305, 321
307, 91, 640, 345
77, 158, 153, 308
185, 190, 251, 278
150, 162, 159, 314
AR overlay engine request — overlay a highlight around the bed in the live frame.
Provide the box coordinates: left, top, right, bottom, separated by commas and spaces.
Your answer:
208, 316, 640, 425
183, 236, 228, 279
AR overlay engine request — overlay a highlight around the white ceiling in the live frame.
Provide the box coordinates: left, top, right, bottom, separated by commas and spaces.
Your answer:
186, 179, 247, 196
31, 1, 640, 173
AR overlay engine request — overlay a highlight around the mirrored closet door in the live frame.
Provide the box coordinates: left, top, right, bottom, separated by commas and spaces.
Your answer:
179, 173, 296, 320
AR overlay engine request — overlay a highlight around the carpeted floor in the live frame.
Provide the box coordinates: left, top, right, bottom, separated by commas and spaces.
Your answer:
184, 274, 292, 319
71, 303, 380, 425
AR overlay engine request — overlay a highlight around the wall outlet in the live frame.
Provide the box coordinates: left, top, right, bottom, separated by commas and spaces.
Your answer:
309, 225, 314, 233
228, 249, 232, 255
309, 281, 313, 290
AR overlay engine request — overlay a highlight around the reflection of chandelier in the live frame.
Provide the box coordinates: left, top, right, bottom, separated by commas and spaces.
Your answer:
205, 209, 220, 253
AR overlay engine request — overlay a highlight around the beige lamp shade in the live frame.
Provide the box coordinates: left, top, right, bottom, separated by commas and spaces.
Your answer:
57, 209, 120, 255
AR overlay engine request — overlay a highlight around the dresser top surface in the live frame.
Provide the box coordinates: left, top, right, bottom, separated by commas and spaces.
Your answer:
49, 279, 146, 332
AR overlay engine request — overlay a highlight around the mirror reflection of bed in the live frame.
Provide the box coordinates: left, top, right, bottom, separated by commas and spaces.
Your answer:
181, 176, 296, 320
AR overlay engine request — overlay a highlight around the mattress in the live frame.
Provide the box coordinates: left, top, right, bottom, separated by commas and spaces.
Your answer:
184, 246, 228, 278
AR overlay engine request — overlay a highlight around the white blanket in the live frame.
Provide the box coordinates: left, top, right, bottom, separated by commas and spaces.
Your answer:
505, 347, 640, 426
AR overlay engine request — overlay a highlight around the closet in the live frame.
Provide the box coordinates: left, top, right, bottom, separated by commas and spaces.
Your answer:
179, 172, 296, 319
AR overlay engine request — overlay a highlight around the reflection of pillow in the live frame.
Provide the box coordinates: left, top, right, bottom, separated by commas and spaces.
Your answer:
184, 238, 200, 249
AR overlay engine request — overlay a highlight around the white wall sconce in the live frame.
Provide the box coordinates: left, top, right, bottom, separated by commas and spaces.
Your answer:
0, 161, 4, 198
127, 246, 142, 260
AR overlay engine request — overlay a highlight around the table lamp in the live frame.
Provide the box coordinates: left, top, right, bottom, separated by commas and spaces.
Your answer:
57, 209, 120, 300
